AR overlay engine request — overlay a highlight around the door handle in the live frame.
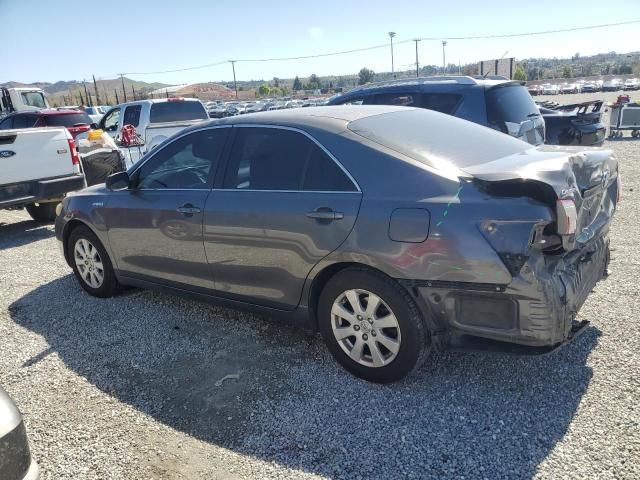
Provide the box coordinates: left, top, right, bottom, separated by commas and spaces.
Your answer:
306, 209, 344, 221
177, 204, 201, 215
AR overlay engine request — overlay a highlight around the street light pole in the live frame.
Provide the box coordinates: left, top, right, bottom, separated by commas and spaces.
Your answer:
442, 41, 447, 75
230, 60, 238, 99
414, 39, 420, 78
388, 32, 396, 78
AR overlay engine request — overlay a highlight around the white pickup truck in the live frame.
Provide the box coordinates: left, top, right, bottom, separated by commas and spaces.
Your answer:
97, 98, 209, 166
0, 128, 85, 221
0, 87, 50, 119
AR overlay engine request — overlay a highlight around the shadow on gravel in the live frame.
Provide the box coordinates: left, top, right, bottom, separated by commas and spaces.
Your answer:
11, 276, 601, 479
0, 219, 55, 251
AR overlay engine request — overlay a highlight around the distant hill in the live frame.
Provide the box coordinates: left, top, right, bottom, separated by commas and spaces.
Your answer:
1, 77, 171, 106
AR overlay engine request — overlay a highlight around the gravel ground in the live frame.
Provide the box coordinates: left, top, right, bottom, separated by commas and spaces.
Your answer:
1, 91, 639, 479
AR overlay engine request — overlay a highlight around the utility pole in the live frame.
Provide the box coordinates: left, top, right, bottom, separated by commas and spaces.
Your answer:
120, 74, 127, 102
442, 41, 447, 75
413, 39, 420, 78
92, 75, 101, 105
132, 85, 136, 101
388, 32, 396, 78
115, 90, 119, 104
83, 80, 91, 106
230, 60, 238, 98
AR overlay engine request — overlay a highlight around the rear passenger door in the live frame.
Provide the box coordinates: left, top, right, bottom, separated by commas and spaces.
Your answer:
203, 126, 362, 310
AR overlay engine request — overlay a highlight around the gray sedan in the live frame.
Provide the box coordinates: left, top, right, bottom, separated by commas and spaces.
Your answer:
55, 106, 619, 382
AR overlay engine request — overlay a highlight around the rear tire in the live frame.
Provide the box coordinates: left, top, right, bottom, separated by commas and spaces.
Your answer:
67, 225, 120, 298
26, 203, 57, 222
318, 267, 431, 383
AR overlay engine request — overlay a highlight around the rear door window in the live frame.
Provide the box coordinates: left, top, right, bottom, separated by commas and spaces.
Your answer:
149, 101, 208, 123
123, 105, 142, 127
223, 127, 357, 192
303, 145, 357, 191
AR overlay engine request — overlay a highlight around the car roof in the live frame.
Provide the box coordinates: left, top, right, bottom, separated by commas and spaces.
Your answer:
12, 108, 85, 116
114, 98, 201, 108
339, 75, 521, 95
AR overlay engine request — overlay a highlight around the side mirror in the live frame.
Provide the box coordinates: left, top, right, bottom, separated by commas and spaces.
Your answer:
106, 171, 130, 191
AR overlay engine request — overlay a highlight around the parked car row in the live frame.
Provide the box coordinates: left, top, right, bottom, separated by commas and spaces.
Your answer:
205, 97, 329, 118
530, 78, 640, 95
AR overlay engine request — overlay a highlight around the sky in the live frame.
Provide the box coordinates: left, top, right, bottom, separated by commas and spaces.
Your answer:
1, 0, 639, 85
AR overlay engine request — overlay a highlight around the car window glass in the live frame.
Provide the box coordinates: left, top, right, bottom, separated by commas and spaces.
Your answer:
224, 128, 316, 190
136, 129, 227, 190
12, 115, 37, 129
20, 92, 46, 108
45, 113, 92, 127
373, 93, 417, 106
303, 145, 357, 191
149, 101, 208, 123
103, 108, 120, 131
421, 94, 461, 114
123, 105, 142, 127
0, 117, 14, 129
486, 85, 538, 131
337, 97, 364, 105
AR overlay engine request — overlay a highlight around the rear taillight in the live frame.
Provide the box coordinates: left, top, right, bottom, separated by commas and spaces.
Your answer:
67, 138, 80, 166
557, 199, 577, 235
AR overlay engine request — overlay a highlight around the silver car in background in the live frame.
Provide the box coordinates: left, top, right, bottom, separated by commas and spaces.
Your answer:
0, 386, 39, 480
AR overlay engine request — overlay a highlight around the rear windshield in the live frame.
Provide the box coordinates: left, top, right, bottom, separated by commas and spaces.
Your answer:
485, 84, 539, 127
149, 101, 208, 123
347, 108, 529, 171
44, 113, 92, 127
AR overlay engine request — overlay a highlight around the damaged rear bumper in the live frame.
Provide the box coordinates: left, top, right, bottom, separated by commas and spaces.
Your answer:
403, 235, 610, 351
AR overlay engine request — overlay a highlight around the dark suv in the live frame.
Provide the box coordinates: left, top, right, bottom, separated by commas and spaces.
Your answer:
328, 76, 545, 146
0, 109, 94, 138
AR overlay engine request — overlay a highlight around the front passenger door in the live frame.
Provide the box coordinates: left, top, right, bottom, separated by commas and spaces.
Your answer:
105, 127, 229, 290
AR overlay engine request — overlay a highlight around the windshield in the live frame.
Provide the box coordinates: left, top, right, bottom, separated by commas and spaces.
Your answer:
347, 109, 529, 171
44, 113, 92, 127
149, 101, 208, 123
21, 91, 47, 108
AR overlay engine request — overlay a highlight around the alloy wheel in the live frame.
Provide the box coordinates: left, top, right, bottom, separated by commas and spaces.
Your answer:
331, 289, 401, 368
74, 238, 105, 289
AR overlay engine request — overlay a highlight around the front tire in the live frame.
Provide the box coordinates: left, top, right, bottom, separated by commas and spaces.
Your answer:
26, 203, 57, 222
318, 268, 431, 383
67, 225, 120, 298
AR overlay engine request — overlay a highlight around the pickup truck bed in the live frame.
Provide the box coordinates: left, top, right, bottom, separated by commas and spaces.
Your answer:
0, 127, 85, 221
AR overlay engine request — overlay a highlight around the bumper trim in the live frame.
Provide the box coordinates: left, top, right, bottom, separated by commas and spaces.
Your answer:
448, 320, 590, 356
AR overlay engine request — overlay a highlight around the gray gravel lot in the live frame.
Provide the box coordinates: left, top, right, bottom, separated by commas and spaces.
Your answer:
1, 92, 639, 479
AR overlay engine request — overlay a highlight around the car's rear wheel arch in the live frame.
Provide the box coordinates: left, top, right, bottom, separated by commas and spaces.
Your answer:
308, 262, 433, 332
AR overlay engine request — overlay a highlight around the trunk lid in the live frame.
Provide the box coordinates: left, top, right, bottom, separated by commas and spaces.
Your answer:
464, 146, 619, 250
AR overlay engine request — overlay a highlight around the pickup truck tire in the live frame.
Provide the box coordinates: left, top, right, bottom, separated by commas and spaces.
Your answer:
318, 267, 431, 383
68, 225, 120, 298
25, 203, 57, 223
